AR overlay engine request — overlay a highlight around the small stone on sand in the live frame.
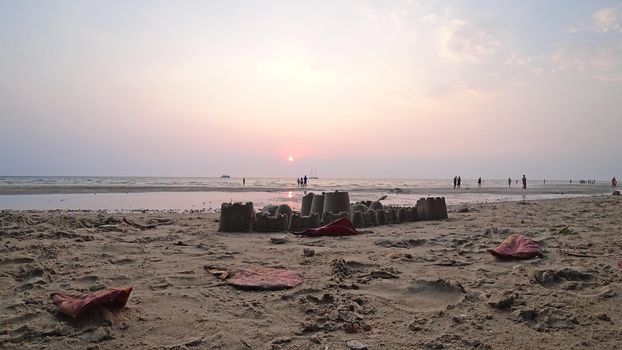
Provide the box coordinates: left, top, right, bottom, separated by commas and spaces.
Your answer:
346, 339, 368, 350
270, 236, 288, 244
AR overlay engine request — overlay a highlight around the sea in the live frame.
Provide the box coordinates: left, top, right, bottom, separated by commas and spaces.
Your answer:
0, 176, 611, 211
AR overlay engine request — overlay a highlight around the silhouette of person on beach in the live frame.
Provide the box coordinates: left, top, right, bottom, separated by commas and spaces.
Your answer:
303, 175, 307, 188
478, 177, 482, 188
457, 176, 461, 189
297, 178, 301, 187
243, 178, 245, 186
508, 177, 511, 187
522, 175, 527, 189
453, 176, 457, 189
543, 179, 545, 185
613, 177, 617, 188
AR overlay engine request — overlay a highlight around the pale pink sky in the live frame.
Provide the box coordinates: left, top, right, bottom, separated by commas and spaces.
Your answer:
1, 1, 621, 179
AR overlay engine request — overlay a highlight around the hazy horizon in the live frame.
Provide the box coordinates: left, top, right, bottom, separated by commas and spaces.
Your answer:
1, 1, 621, 180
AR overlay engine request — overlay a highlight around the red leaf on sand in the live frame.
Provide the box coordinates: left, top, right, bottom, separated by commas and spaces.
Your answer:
227, 268, 303, 291
293, 218, 358, 237
51, 287, 133, 319
487, 234, 543, 259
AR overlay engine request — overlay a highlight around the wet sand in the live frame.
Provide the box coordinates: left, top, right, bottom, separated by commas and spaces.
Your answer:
1, 195, 621, 349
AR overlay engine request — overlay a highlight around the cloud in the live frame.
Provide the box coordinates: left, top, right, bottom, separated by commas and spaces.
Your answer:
439, 20, 499, 63
571, 6, 622, 33
504, 54, 546, 75
592, 7, 621, 33
551, 43, 622, 81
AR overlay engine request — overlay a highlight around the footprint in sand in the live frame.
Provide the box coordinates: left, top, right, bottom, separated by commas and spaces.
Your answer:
111, 258, 136, 265
534, 268, 596, 288
533, 268, 617, 298
0, 257, 35, 265
355, 278, 465, 313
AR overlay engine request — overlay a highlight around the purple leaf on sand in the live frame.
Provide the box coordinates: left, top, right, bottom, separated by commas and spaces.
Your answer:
227, 267, 303, 291
292, 218, 358, 237
51, 287, 133, 319
487, 234, 543, 259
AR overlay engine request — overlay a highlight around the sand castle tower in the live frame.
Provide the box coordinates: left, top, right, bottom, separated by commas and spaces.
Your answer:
300, 193, 315, 216
322, 191, 350, 214
309, 193, 325, 215
416, 197, 448, 220
219, 202, 255, 232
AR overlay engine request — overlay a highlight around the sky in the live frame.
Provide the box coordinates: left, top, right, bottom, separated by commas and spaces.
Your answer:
1, 0, 621, 179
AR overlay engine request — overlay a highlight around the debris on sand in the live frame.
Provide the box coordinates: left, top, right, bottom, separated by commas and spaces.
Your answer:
374, 238, 426, 248
205, 266, 302, 291
487, 234, 543, 259
51, 287, 133, 319
293, 218, 358, 237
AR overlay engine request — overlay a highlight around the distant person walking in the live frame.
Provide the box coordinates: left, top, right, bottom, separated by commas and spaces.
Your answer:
477, 177, 482, 188
453, 176, 457, 189
613, 177, 617, 188
457, 176, 461, 189
508, 177, 512, 187
522, 175, 527, 189
303, 175, 308, 188
543, 179, 545, 185
243, 178, 245, 186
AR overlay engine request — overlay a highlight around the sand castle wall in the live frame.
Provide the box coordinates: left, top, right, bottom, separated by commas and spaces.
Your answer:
322, 211, 350, 225
254, 213, 288, 232
288, 212, 321, 231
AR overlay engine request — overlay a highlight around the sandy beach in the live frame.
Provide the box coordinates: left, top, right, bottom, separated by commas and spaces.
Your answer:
1, 195, 621, 349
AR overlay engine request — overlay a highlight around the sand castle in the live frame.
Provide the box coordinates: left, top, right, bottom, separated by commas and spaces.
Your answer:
217, 191, 448, 232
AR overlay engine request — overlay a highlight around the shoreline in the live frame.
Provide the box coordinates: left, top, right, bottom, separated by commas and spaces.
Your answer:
0, 184, 612, 196
0, 190, 611, 212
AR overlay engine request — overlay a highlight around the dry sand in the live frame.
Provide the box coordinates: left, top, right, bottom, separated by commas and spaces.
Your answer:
1, 195, 621, 349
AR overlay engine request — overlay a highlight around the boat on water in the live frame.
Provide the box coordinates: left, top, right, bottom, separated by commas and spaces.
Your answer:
308, 167, 318, 179
220, 175, 231, 178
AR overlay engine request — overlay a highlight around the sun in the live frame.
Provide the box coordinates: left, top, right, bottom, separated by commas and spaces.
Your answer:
288, 156, 294, 162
